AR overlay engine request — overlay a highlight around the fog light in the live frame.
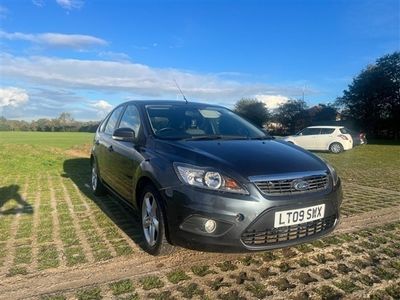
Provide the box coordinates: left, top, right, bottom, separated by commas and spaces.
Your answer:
204, 219, 217, 233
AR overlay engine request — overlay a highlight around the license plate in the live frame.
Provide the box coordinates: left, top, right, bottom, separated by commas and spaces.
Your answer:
274, 204, 325, 228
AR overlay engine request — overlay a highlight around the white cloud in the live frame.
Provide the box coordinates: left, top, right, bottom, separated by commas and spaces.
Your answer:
56, 0, 83, 10
91, 100, 112, 111
0, 31, 107, 49
255, 94, 289, 109
32, 0, 45, 7
89, 100, 113, 118
0, 87, 29, 108
0, 52, 305, 105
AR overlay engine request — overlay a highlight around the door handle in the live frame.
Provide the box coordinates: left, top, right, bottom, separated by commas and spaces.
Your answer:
108, 145, 114, 152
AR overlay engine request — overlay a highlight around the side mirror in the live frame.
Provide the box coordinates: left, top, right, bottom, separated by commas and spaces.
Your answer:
112, 127, 135, 142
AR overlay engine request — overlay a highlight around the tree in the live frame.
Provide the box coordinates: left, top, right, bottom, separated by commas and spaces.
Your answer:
57, 112, 75, 132
234, 98, 270, 127
307, 104, 337, 124
273, 99, 309, 134
336, 52, 400, 139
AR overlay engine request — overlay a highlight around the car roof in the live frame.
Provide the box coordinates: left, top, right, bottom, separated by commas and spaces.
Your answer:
307, 126, 343, 129
123, 100, 225, 108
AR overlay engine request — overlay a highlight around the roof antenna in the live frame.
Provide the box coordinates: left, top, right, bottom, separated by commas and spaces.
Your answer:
173, 79, 188, 104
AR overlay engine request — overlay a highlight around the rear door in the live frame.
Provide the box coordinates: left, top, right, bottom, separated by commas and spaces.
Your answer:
318, 128, 335, 150
98, 105, 124, 187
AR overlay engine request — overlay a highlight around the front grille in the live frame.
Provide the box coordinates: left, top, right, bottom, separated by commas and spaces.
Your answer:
241, 214, 337, 246
254, 174, 329, 195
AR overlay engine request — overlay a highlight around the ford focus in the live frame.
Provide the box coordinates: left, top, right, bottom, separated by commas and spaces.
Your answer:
91, 101, 342, 255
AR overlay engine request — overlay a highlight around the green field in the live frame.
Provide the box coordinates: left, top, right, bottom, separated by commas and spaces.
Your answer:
0, 132, 399, 299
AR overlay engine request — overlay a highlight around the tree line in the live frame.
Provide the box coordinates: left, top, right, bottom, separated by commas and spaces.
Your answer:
0, 113, 99, 132
234, 98, 339, 135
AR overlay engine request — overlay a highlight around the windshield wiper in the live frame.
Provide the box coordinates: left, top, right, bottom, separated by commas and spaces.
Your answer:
249, 135, 275, 140
184, 135, 247, 141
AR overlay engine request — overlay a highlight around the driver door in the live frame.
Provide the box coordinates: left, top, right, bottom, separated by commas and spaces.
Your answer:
108, 104, 144, 201
295, 128, 321, 150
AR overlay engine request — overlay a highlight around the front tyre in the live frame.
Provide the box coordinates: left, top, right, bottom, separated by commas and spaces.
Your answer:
329, 142, 344, 154
91, 161, 107, 196
140, 184, 175, 256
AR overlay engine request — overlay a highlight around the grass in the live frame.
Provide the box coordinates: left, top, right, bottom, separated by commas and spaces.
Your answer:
177, 283, 205, 298
166, 269, 190, 284
1, 132, 400, 299
139, 275, 164, 290
38, 245, 59, 270
0, 132, 94, 149
109, 279, 134, 295
191, 265, 215, 277
76, 287, 102, 300
216, 261, 237, 272
245, 282, 271, 298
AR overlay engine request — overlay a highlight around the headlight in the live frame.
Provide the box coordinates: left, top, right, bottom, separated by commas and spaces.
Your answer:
326, 162, 338, 186
174, 163, 248, 194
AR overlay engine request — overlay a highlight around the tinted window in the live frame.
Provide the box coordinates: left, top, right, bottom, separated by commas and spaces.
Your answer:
340, 128, 349, 134
320, 128, 335, 134
300, 128, 321, 135
119, 105, 141, 135
104, 106, 123, 135
99, 114, 110, 132
146, 105, 266, 139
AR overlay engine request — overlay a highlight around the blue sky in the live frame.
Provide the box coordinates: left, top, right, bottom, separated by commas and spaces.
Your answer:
0, 0, 399, 120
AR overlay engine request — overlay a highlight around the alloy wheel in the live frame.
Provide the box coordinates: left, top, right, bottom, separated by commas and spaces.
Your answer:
331, 143, 342, 153
91, 165, 98, 191
142, 192, 159, 247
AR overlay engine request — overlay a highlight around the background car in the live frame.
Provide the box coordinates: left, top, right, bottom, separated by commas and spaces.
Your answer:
284, 126, 353, 153
349, 130, 367, 146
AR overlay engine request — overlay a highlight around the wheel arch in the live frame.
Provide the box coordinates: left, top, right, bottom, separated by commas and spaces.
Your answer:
135, 175, 161, 209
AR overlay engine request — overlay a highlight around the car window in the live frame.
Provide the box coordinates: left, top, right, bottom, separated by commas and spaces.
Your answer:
99, 113, 110, 132
320, 128, 335, 134
146, 105, 266, 139
118, 105, 141, 135
300, 128, 321, 135
340, 128, 349, 134
104, 106, 124, 135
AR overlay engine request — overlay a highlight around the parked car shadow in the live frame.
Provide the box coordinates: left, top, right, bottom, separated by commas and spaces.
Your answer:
0, 184, 33, 215
63, 158, 145, 249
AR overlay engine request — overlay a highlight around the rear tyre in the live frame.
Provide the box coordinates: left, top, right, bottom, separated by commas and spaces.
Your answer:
139, 184, 175, 256
329, 142, 344, 154
91, 160, 107, 196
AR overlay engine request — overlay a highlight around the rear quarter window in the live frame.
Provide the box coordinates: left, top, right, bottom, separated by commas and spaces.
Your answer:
320, 128, 335, 134
340, 128, 349, 134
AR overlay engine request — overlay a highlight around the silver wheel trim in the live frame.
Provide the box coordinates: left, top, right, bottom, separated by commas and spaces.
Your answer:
91, 165, 98, 190
331, 143, 341, 153
142, 192, 159, 247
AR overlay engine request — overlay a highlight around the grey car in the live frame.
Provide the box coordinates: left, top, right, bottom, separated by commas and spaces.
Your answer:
91, 101, 342, 255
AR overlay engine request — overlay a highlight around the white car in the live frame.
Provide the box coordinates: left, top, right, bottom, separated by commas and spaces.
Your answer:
284, 126, 353, 153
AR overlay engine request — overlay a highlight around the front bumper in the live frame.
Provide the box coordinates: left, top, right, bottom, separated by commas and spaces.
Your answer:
161, 179, 342, 252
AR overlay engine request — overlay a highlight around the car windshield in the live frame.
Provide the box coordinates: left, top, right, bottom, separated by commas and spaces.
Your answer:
145, 104, 269, 140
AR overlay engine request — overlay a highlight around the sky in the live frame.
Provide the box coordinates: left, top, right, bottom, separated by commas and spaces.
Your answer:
0, 0, 399, 121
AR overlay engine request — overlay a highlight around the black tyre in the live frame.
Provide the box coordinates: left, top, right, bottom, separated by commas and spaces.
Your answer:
139, 184, 175, 255
91, 159, 107, 196
329, 142, 344, 154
